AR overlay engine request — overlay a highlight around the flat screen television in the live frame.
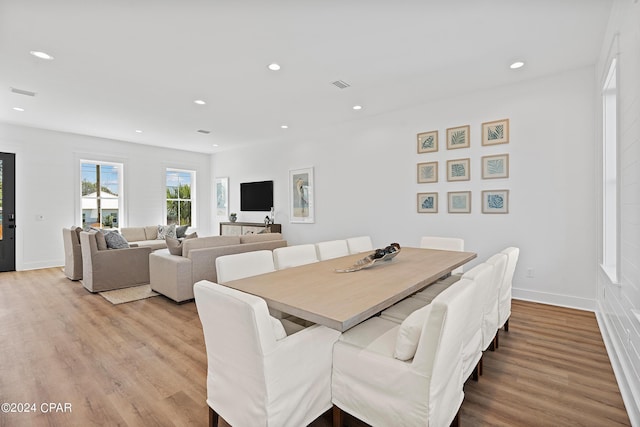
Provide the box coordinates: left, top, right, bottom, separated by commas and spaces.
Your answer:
240, 180, 274, 212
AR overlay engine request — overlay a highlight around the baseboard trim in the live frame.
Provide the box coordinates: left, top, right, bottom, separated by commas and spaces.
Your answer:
512, 288, 595, 312
18, 260, 64, 271
596, 303, 640, 426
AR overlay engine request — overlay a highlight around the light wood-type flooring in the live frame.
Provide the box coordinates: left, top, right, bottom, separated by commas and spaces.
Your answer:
0, 268, 630, 426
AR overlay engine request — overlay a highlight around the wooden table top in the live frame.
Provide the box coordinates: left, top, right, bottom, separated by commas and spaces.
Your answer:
224, 247, 477, 331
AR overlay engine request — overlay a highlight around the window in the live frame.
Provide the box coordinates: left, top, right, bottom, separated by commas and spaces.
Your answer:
166, 169, 195, 226
81, 161, 123, 229
602, 57, 618, 282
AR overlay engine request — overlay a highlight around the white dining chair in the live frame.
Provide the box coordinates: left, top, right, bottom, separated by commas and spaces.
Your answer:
194, 280, 340, 427
346, 236, 374, 254
420, 235, 465, 274
273, 244, 319, 270
497, 247, 520, 342
215, 250, 275, 284
483, 252, 508, 351
315, 239, 350, 261
332, 276, 476, 427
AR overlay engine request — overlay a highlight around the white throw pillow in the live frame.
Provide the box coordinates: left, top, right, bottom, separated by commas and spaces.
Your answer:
394, 304, 433, 361
157, 224, 177, 240
270, 316, 287, 340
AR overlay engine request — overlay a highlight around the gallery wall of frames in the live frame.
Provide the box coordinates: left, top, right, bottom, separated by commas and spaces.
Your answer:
416, 118, 510, 214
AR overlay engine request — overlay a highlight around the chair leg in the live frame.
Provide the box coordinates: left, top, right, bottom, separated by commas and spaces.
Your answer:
472, 362, 479, 382
504, 318, 509, 332
209, 407, 219, 427
332, 405, 344, 427
495, 331, 500, 349
479, 355, 484, 376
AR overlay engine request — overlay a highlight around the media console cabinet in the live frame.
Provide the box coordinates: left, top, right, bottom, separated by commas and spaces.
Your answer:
219, 221, 282, 236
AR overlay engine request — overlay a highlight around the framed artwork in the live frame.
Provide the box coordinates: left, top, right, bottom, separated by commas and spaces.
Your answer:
417, 161, 438, 183
448, 191, 471, 213
289, 167, 315, 223
417, 130, 438, 153
447, 158, 470, 181
417, 192, 438, 213
482, 153, 509, 179
482, 189, 509, 214
215, 177, 229, 218
446, 125, 470, 150
482, 119, 509, 146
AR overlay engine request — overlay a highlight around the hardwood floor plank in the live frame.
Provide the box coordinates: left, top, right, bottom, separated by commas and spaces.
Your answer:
0, 269, 630, 427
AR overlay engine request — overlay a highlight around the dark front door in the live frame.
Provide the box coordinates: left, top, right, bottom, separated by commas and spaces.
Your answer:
0, 152, 16, 272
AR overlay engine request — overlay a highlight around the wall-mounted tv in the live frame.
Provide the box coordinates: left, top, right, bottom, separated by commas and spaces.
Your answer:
240, 180, 274, 212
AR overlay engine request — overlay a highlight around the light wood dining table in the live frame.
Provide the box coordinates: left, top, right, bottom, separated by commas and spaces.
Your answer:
223, 247, 476, 331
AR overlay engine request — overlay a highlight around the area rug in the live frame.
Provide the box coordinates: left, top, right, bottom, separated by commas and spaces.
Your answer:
99, 284, 159, 305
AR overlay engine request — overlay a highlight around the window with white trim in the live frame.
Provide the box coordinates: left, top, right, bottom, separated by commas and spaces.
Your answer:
602, 57, 618, 282
81, 161, 123, 229
166, 169, 195, 226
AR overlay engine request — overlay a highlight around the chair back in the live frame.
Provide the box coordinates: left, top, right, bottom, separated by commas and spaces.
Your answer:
194, 281, 279, 424
216, 250, 275, 284
499, 247, 520, 327
62, 227, 83, 280
315, 240, 349, 261
346, 236, 374, 254
482, 253, 508, 349
420, 236, 465, 274
413, 278, 474, 426
273, 244, 318, 270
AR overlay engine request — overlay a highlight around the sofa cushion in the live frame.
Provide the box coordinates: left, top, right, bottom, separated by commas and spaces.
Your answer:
176, 225, 189, 238
144, 226, 158, 240
104, 230, 130, 249
239, 233, 283, 244
157, 224, 177, 240
121, 227, 146, 242
166, 233, 198, 256
182, 236, 241, 258
394, 304, 433, 361
133, 240, 168, 251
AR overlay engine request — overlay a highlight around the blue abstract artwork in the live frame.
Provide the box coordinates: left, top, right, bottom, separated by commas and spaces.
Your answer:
488, 194, 504, 209
422, 197, 434, 209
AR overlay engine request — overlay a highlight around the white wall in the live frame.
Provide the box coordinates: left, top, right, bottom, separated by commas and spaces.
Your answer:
0, 123, 212, 271
595, 0, 640, 424
212, 66, 597, 310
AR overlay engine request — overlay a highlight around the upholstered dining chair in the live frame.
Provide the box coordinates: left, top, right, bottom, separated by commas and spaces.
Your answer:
346, 236, 374, 254
420, 235, 465, 274
483, 252, 508, 352
215, 250, 275, 284
315, 239, 350, 261
497, 247, 520, 345
194, 280, 340, 427
272, 244, 319, 270
332, 276, 477, 427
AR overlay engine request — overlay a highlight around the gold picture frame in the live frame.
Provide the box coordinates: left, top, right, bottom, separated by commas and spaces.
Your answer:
482, 119, 509, 146
417, 192, 438, 213
446, 125, 470, 150
482, 153, 509, 179
417, 130, 438, 153
482, 189, 509, 214
446, 158, 470, 181
448, 191, 471, 214
417, 162, 438, 183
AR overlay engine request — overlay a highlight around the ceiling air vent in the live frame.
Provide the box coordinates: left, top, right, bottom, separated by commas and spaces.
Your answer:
197, 129, 211, 134
331, 80, 350, 89
11, 87, 37, 97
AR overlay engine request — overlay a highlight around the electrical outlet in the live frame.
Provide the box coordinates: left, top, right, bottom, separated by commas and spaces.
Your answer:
526, 268, 534, 278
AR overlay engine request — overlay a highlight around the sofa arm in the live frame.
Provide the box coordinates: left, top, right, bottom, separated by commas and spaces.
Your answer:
90, 246, 152, 292
149, 251, 194, 302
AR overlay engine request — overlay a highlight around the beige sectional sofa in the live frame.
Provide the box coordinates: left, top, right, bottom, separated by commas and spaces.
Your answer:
150, 233, 287, 302
120, 226, 170, 251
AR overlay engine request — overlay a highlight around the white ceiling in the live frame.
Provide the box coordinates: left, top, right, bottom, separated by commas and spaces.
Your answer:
0, 0, 612, 154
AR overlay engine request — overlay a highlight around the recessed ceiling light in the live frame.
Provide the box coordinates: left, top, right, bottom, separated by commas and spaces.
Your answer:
268, 63, 281, 71
212, 144, 219, 147
281, 125, 288, 129
12, 107, 24, 112
352, 105, 362, 110
30, 50, 54, 60
135, 130, 143, 133
510, 61, 525, 69
194, 99, 206, 105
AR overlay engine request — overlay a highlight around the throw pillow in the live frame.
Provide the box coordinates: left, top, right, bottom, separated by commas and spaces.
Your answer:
157, 224, 177, 240
176, 225, 189, 238
165, 233, 197, 256
94, 231, 108, 251
104, 230, 130, 249
394, 304, 433, 361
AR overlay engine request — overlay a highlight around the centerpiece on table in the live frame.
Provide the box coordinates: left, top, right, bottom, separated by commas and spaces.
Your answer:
335, 243, 401, 273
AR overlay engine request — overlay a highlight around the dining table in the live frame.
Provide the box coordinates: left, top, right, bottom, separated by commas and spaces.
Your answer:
223, 246, 477, 331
